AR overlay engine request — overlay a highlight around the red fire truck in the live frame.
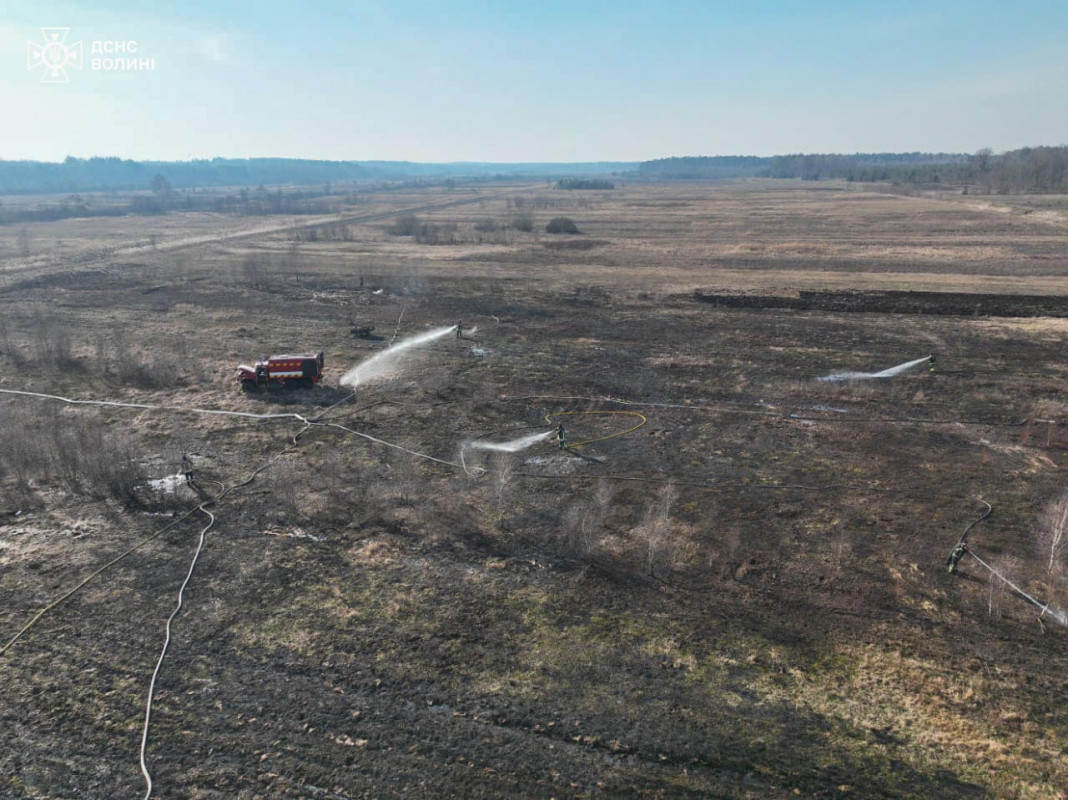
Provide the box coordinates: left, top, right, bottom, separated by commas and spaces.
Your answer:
238, 352, 324, 391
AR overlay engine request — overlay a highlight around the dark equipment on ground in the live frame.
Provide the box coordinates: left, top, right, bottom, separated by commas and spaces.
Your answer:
351, 322, 375, 338
238, 352, 324, 391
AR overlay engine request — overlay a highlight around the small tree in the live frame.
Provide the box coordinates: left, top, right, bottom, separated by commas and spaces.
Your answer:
545, 217, 581, 235
151, 174, 172, 197
388, 215, 422, 236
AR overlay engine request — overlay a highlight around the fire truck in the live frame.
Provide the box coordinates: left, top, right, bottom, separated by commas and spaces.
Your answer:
238, 352, 324, 391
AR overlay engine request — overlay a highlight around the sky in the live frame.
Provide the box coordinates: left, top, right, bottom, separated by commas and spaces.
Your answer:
2, 0, 1068, 163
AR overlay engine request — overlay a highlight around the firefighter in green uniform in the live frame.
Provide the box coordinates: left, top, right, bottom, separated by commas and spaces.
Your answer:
556, 423, 567, 450
946, 541, 968, 574
456, 321, 464, 339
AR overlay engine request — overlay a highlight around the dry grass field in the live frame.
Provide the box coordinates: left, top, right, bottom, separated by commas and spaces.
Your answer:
1, 179, 1067, 799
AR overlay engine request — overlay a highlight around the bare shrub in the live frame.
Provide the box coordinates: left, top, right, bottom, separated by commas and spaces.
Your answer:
0, 404, 40, 494
1036, 490, 1068, 594
530, 195, 567, 211
98, 327, 182, 388
414, 222, 457, 245
0, 406, 147, 505
511, 214, 534, 232
28, 310, 75, 368
388, 215, 422, 236
239, 252, 273, 291
492, 453, 514, 518
560, 502, 600, 562
545, 217, 582, 235
636, 484, 677, 575
631, 485, 699, 577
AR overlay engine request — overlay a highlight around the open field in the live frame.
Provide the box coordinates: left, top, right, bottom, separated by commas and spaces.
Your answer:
2, 179, 1067, 799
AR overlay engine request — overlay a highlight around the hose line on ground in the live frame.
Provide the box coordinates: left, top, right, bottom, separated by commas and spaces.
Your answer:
544, 410, 647, 447
139, 503, 213, 800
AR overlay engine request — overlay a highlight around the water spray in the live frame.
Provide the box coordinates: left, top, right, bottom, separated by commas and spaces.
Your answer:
340, 325, 457, 387
818, 355, 935, 383
459, 429, 555, 475
465, 430, 555, 454
966, 548, 1068, 627
947, 501, 1068, 627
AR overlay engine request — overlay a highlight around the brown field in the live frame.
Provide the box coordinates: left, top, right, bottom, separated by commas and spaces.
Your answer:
1, 179, 1067, 799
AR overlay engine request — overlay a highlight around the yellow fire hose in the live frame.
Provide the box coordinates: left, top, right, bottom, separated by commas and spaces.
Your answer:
544, 410, 647, 448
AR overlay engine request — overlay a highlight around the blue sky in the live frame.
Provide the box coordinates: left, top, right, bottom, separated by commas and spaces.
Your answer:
2, 0, 1068, 162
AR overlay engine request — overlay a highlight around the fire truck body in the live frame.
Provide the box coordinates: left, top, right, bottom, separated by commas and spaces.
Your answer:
238, 352, 324, 390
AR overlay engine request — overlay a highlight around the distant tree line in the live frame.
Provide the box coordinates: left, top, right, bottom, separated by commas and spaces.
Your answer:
0, 157, 632, 196
555, 178, 614, 190
0, 177, 350, 225
761, 152, 969, 181
638, 147, 1068, 192
638, 152, 969, 180
636, 155, 770, 179
963, 146, 1068, 193
0, 156, 371, 195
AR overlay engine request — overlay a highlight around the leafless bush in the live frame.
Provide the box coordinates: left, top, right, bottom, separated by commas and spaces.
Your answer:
97, 327, 183, 388
492, 453, 514, 518
987, 555, 1020, 620
511, 214, 535, 232
0, 405, 147, 504
545, 217, 582, 235
28, 310, 75, 368
239, 251, 274, 290
291, 222, 355, 243
560, 503, 595, 559
1036, 490, 1068, 594
388, 215, 422, 236
415, 222, 458, 245
530, 196, 566, 210
0, 404, 38, 494
636, 484, 677, 575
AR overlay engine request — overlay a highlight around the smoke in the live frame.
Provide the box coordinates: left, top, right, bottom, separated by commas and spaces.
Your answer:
818, 355, 934, 383
340, 326, 456, 387
465, 430, 554, 453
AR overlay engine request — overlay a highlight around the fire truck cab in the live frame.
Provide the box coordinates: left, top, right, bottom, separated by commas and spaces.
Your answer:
238, 352, 324, 391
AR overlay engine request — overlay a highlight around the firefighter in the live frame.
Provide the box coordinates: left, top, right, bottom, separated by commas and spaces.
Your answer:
946, 541, 968, 574
456, 321, 464, 339
929, 354, 937, 373
180, 453, 193, 483
557, 423, 567, 450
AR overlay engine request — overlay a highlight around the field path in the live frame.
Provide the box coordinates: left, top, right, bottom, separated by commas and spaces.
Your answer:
0, 185, 536, 282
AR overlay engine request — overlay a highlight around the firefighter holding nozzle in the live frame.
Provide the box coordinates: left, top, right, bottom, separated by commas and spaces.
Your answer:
946, 541, 968, 574
556, 423, 567, 450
